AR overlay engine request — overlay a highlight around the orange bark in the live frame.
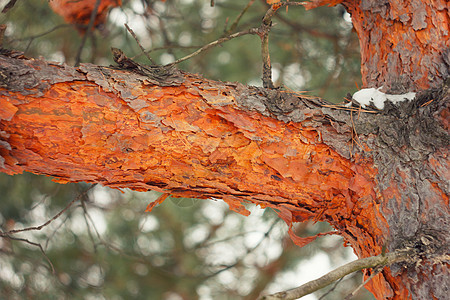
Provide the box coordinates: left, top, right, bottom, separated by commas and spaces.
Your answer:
49, 0, 121, 31
0, 49, 448, 299
305, 0, 449, 92
0, 53, 384, 251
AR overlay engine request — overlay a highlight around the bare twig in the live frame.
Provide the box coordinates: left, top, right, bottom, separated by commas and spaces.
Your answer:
223, 0, 256, 36
344, 266, 382, 299
259, 20, 274, 89
124, 23, 155, 64
44, 213, 70, 250
7, 24, 71, 52
204, 218, 281, 279
80, 195, 100, 252
74, 0, 101, 66
257, 249, 415, 300
258, 2, 305, 88
320, 103, 378, 114
131, 45, 200, 61
0, 184, 95, 274
2, 234, 56, 274
166, 29, 258, 66
317, 277, 344, 300
1, 184, 95, 235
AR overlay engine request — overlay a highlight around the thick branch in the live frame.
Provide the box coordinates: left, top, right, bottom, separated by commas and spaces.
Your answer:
0, 52, 380, 248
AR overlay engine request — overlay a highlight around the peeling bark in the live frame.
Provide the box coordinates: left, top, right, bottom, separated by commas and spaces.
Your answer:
0, 50, 448, 299
305, 0, 450, 92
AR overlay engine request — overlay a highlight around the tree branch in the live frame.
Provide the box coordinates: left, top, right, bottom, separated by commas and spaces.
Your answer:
0, 52, 379, 255
258, 2, 311, 88
167, 28, 258, 66
257, 249, 415, 300
1, 185, 95, 234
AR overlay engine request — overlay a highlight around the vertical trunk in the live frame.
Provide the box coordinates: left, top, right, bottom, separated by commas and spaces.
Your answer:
348, 0, 449, 92
306, 0, 449, 92
304, 1, 450, 299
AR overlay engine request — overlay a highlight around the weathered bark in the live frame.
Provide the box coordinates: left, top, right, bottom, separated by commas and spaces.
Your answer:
0, 49, 448, 299
301, 1, 450, 297
305, 0, 450, 92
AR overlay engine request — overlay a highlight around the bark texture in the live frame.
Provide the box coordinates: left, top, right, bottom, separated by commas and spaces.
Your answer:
0, 50, 448, 299
305, 0, 450, 92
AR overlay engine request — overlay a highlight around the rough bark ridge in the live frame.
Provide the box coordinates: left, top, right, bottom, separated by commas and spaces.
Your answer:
0, 49, 449, 299
306, 0, 450, 92
302, 1, 450, 297
0, 51, 381, 252
356, 84, 449, 299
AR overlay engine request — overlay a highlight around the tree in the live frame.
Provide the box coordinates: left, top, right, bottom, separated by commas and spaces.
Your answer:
0, 0, 448, 299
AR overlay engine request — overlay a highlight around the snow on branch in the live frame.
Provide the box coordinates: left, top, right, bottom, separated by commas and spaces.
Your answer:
352, 87, 416, 110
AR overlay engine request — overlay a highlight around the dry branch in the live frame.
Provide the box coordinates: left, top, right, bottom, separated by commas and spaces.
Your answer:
258, 248, 415, 300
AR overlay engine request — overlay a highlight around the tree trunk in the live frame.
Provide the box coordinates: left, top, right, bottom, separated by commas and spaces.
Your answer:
306, 0, 449, 92
303, 1, 450, 298
1, 1, 449, 299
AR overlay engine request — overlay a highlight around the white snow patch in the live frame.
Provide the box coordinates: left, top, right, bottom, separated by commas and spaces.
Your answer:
352, 87, 416, 110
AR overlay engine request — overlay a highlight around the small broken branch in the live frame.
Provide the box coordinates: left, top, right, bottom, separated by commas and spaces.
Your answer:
124, 23, 156, 64
258, 2, 306, 88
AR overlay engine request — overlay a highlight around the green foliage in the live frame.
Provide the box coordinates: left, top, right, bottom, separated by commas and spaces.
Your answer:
0, 0, 371, 299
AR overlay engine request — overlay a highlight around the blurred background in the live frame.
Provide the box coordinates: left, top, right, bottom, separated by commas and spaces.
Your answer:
0, 0, 372, 299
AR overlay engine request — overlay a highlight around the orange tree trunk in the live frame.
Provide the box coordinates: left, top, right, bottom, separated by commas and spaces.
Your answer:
0, 50, 448, 299
302, 1, 450, 298
306, 0, 449, 92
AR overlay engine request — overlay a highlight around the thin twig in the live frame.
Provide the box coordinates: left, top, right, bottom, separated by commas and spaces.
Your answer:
205, 218, 281, 279
257, 249, 415, 300
166, 28, 258, 66
44, 213, 69, 250
258, 2, 305, 88
2, 234, 56, 274
124, 23, 155, 64
131, 45, 200, 61
74, 0, 101, 66
80, 196, 99, 252
344, 266, 382, 299
223, 0, 256, 36
260, 22, 274, 89
317, 276, 344, 300
320, 104, 378, 114
9, 24, 71, 44
2, 184, 96, 235
350, 109, 364, 151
